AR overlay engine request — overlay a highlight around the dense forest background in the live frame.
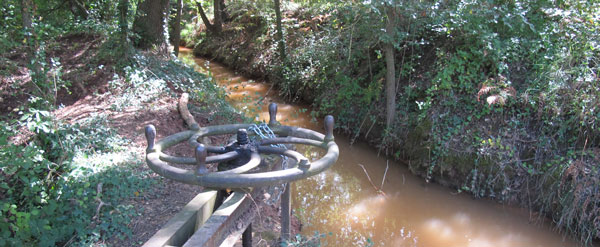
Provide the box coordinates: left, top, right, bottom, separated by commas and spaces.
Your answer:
0, 0, 599, 246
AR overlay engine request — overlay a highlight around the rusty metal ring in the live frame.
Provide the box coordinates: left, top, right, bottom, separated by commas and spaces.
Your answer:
144, 103, 338, 189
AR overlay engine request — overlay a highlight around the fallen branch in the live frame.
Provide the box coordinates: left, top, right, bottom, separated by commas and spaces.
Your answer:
93, 183, 110, 221
351, 106, 372, 145
381, 160, 389, 190
364, 118, 377, 139
357, 164, 388, 198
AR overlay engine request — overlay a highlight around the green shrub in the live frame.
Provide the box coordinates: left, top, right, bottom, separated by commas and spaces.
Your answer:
0, 111, 155, 246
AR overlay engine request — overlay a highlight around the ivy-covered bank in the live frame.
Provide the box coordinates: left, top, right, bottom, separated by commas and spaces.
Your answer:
188, 0, 600, 244
0, 20, 235, 246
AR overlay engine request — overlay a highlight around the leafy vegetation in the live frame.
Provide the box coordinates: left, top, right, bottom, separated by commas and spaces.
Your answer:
190, 0, 599, 243
1, 0, 599, 244
0, 50, 237, 245
0, 0, 240, 245
282, 231, 329, 247
0, 114, 156, 246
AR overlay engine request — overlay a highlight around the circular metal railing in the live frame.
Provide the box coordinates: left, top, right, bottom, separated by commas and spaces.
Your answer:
144, 103, 339, 189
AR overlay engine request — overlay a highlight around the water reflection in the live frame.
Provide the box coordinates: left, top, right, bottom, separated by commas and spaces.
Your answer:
293, 138, 583, 247
178, 48, 587, 247
348, 195, 386, 218
295, 169, 373, 245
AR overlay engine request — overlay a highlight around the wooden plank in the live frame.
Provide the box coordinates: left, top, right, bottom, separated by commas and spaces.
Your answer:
182, 190, 258, 247
142, 190, 217, 247
218, 200, 256, 247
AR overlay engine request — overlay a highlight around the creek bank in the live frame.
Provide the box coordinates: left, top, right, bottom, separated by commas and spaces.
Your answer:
188, 2, 599, 244
1, 31, 297, 246
189, 11, 482, 195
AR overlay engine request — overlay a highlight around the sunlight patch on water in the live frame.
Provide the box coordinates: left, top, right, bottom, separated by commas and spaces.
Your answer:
421, 218, 456, 245
347, 195, 386, 218
420, 213, 533, 247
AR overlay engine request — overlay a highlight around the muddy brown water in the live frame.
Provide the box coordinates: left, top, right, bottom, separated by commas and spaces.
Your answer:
179, 48, 584, 247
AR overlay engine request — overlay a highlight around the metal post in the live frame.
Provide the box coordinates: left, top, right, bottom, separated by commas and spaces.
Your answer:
269, 103, 278, 126
145, 125, 156, 151
280, 182, 291, 242
242, 223, 252, 247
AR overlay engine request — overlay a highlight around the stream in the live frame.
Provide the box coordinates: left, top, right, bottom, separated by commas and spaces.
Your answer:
179, 48, 584, 247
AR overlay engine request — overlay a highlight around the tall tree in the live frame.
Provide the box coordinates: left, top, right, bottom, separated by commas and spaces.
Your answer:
274, 0, 286, 61
118, 0, 128, 47
115, 0, 133, 64
218, 0, 227, 21
133, 0, 170, 52
384, 5, 396, 129
197, 0, 223, 35
173, 0, 183, 56
21, 0, 33, 30
213, 0, 222, 31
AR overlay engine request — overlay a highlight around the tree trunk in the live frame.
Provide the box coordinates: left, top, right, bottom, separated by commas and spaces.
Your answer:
173, 0, 183, 56
219, 0, 228, 21
384, 6, 396, 129
213, 0, 222, 33
274, 0, 285, 62
21, 0, 33, 30
196, 1, 222, 35
196, 2, 215, 33
118, 0, 128, 48
133, 0, 170, 52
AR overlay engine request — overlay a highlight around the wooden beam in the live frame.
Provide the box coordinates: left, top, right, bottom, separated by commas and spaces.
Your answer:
142, 190, 217, 247
182, 190, 258, 247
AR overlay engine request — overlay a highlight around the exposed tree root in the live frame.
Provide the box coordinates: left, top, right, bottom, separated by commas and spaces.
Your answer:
178, 93, 200, 130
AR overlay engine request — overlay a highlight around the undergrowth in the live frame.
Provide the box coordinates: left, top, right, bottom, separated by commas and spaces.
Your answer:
190, 0, 599, 243
0, 0, 243, 245
0, 38, 238, 247
0, 111, 155, 246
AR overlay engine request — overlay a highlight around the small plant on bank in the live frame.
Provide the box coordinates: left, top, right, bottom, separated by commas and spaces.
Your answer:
282, 231, 329, 247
